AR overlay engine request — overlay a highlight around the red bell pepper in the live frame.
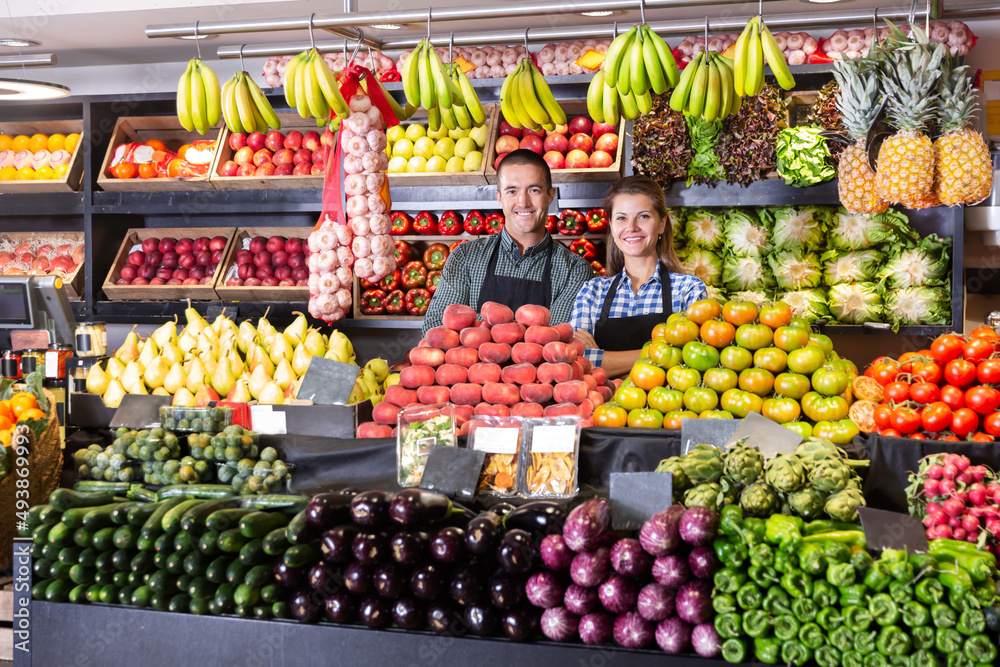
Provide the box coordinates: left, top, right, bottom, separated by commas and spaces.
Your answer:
390, 211, 412, 235
358, 276, 378, 290
449, 240, 466, 254
360, 289, 387, 315
405, 288, 431, 315
413, 211, 438, 235
401, 261, 427, 289
570, 238, 599, 261
394, 241, 413, 266
379, 268, 401, 292
438, 211, 462, 236
586, 208, 609, 233
426, 270, 442, 295
558, 209, 586, 236
383, 289, 405, 315
590, 260, 607, 277
545, 214, 558, 234
485, 213, 504, 235
464, 210, 485, 235
423, 243, 449, 270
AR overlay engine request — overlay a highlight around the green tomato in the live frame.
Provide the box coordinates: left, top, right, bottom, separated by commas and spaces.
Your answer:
802, 394, 850, 422
808, 333, 834, 356
683, 386, 719, 413
784, 421, 813, 439
734, 324, 774, 351
648, 340, 683, 370
773, 325, 811, 352
647, 387, 684, 414
627, 408, 664, 429
761, 397, 801, 424
811, 367, 850, 397
738, 368, 775, 397
787, 317, 812, 330
721, 389, 763, 418
666, 366, 702, 392
753, 347, 788, 374
812, 419, 859, 445
720, 346, 754, 372
699, 410, 735, 419
773, 372, 812, 400
682, 341, 721, 373
703, 367, 739, 394
786, 346, 826, 375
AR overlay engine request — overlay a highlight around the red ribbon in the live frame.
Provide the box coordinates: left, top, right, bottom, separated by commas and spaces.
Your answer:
316, 131, 344, 231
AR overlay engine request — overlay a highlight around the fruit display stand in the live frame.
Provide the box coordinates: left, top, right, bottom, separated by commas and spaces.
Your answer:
0, 120, 85, 193
96, 115, 221, 192
0, 230, 85, 300
213, 226, 312, 303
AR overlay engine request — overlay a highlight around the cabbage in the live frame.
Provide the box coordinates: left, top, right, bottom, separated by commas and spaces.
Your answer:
705, 284, 727, 302
666, 208, 686, 247
723, 209, 770, 257
723, 255, 774, 292
769, 206, 828, 252
828, 282, 884, 324
683, 209, 725, 250
821, 248, 885, 285
827, 207, 917, 250
884, 286, 951, 326
879, 235, 951, 289
678, 248, 724, 286
770, 251, 823, 290
778, 288, 830, 322
776, 126, 836, 187
727, 290, 770, 308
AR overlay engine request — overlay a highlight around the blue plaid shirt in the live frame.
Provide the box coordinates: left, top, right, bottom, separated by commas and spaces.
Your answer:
570, 268, 708, 366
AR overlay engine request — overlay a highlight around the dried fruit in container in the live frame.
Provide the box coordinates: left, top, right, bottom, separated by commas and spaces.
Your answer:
468, 416, 524, 497
521, 416, 581, 499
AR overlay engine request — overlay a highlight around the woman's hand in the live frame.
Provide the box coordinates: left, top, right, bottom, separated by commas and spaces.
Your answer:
574, 328, 598, 350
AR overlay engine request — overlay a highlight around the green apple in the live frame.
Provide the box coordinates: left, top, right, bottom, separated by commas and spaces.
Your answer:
406, 156, 427, 173
454, 137, 477, 159
392, 138, 414, 159
413, 137, 436, 160
425, 156, 447, 172
469, 125, 490, 149
433, 137, 456, 160
386, 125, 406, 144
427, 124, 450, 140
387, 156, 409, 173
404, 123, 427, 141
463, 150, 484, 172
445, 156, 465, 173
448, 128, 470, 140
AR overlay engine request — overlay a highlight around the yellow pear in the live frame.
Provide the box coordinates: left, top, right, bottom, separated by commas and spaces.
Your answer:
151, 315, 178, 349
184, 299, 208, 336
199, 351, 218, 378
237, 321, 258, 355
291, 342, 313, 377
228, 353, 245, 379
138, 337, 159, 368
256, 307, 277, 340
365, 358, 390, 384
122, 360, 145, 394
288, 377, 303, 400
196, 332, 216, 356
269, 333, 294, 366
178, 327, 197, 354
172, 387, 196, 407
248, 365, 272, 400
284, 311, 309, 344
143, 355, 170, 390
212, 355, 236, 398
186, 358, 207, 395
273, 358, 296, 392
102, 379, 126, 408
210, 308, 230, 335
225, 378, 252, 403
258, 381, 285, 405
160, 342, 184, 368
115, 326, 141, 363
105, 356, 125, 381
163, 362, 187, 395
249, 344, 274, 376
85, 363, 110, 395
327, 336, 356, 365
152, 387, 170, 396
134, 380, 148, 395
302, 328, 328, 357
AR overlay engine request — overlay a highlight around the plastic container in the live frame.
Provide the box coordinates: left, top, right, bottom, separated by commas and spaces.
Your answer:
216, 459, 294, 495
520, 416, 581, 499
138, 456, 214, 486
110, 426, 182, 462
467, 415, 524, 497
159, 405, 234, 433
187, 425, 259, 462
397, 403, 457, 487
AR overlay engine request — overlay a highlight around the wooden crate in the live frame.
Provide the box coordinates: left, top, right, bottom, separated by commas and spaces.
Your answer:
0, 231, 85, 300
102, 227, 235, 301
0, 120, 85, 193
96, 116, 222, 192
485, 100, 625, 185
351, 277, 423, 322
214, 226, 312, 303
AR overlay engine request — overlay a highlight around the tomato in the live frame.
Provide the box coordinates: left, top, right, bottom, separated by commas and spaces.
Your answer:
759, 302, 792, 330
787, 317, 811, 330
910, 360, 943, 385
950, 407, 979, 437
663, 410, 697, 429
812, 367, 850, 397
722, 301, 758, 326
681, 341, 721, 372
969, 326, 1000, 341
889, 407, 922, 435
762, 397, 801, 424
613, 385, 647, 411
686, 299, 722, 325
646, 387, 684, 414
699, 410, 735, 419
873, 404, 894, 430
883, 381, 912, 405
985, 412, 1000, 437
651, 323, 668, 339
867, 359, 900, 386
772, 326, 811, 353
848, 400, 877, 433
648, 340, 683, 370
897, 351, 921, 374
629, 361, 667, 391
828, 359, 859, 379
784, 422, 813, 439
703, 368, 739, 394
978, 359, 1000, 385
813, 419, 860, 445
910, 433, 928, 440
971, 432, 995, 442
920, 402, 953, 432
802, 393, 849, 422
738, 368, 775, 397
774, 372, 811, 400
938, 434, 960, 441
663, 318, 701, 347
963, 337, 997, 363
753, 347, 788, 374
627, 408, 664, 429
944, 359, 977, 388
720, 346, 753, 372
666, 366, 701, 392
880, 428, 902, 438
700, 320, 736, 348
734, 324, 773, 351
807, 334, 833, 356
851, 376, 884, 402
683, 386, 719, 413
593, 404, 628, 427
909, 382, 940, 405
786, 347, 826, 375
930, 334, 965, 364
940, 385, 966, 411
965, 386, 1000, 415
721, 389, 762, 418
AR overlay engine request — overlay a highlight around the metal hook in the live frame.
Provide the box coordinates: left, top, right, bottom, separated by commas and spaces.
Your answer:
193, 20, 202, 60
908, 0, 918, 25
427, 8, 432, 41
873, 7, 880, 46
524, 28, 530, 52
925, 0, 930, 34
350, 31, 364, 63
704, 16, 709, 48
308, 13, 317, 51
238, 44, 246, 73
638, 0, 645, 24
449, 31, 454, 64
758, 0, 763, 19
612, 21, 618, 39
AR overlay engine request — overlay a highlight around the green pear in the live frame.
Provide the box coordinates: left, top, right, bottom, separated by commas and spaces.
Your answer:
258, 381, 285, 405
143, 355, 170, 391
273, 358, 296, 392
302, 328, 328, 357
291, 342, 313, 377
138, 337, 159, 368
184, 299, 208, 336
248, 365, 272, 400
237, 320, 258, 355
284, 311, 309, 344
269, 333, 294, 366
228, 353, 245, 379
212, 355, 236, 398
365, 358, 390, 384
122, 360, 144, 394
105, 356, 125, 381
85, 363, 110, 395
102, 379, 126, 408
151, 315, 178, 349
186, 358, 207, 395
171, 387, 196, 407
163, 362, 187, 395
116, 326, 141, 363
225, 378, 252, 403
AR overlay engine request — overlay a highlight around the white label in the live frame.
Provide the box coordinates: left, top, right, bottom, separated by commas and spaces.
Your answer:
530, 424, 577, 453
472, 427, 520, 454
250, 405, 288, 435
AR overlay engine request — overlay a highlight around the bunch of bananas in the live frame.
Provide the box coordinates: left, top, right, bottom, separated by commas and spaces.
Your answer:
604, 24, 680, 98
734, 16, 795, 97
284, 48, 350, 123
402, 40, 487, 132
669, 50, 741, 122
348, 357, 390, 406
222, 72, 282, 134
499, 59, 567, 131
177, 58, 221, 135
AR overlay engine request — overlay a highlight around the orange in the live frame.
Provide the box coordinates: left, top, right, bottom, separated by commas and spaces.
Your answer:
0, 400, 11, 421
11, 392, 38, 418
176, 144, 192, 161
34, 166, 55, 180
111, 162, 137, 179
0, 167, 14, 181
0, 430, 10, 449
63, 133, 80, 153
145, 138, 166, 152
0, 134, 12, 151
0, 415, 11, 431
54, 164, 69, 178
138, 162, 158, 179
11, 134, 29, 152
46, 133, 65, 152
13, 167, 34, 180
28, 133, 48, 153
19, 408, 45, 422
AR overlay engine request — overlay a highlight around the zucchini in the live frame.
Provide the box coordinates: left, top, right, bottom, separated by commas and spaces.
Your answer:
239, 494, 309, 510
262, 527, 291, 556
111, 502, 143, 525
127, 485, 157, 503
284, 543, 319, 568
168, 593, 190, 613
198, 531, 221, 556
136, 536, 155, 552
126, 501, 162, 527
238, 539, 266, 567
68, 584, 89, 604
112, 571, 129, 589
81, 504, 119, 531
32, 521, 57, 545
73, 481, 132, 495
41, 543, 61, 562
113, 525, 139, 550
162, 499, 205, 535
180, 497, 243, 533
31, 579, 50, 600
214, 582, 236, 605
210, 585, 235, 615
111, 549, 132, 572
287, 509, 317, 545
69, 563, 95, 586
156, 484, 234, 501
217, 528, 249, 554
50, 488, 115, 512
244, 564, 272, 588
48, 561, 71, 580
260, 583, 285, 604
153, 532, 173, 554
165, 551, 186, 575
25, 504, 49, 529
91, 527, 116, 552
127, 572, 143, 587
233, 583, 260, 607
146, 570, 175, 594
73, 527, 94, 548
150, 592, 171, 611
187, 576, 214, 600
31, 542, 45, 560
44, 579, 72, 602
47, 522, 74, 546
206, 555, 233, 584
78, 548, 98, 568
173, 530, 196, 554
226, 560, 249, 585
239, 511, 290, 539
130, 550, 156, 574
253, 604, 272, 620
98, 585, 119, 604
131, 585, 153, 608
85, 584, 103, 603
183, 551, 207, 577
189, 597, 210, 615
176, 574, 193, 593
139, 497, 186, 541
153, 551, 169, 571
60, 502, 114, 530
32, 558, 52, 578
234, 604, 252, 618
206, 508, 255, 534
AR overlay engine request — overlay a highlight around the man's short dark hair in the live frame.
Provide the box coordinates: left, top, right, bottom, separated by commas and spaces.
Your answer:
496, 149, 553, 190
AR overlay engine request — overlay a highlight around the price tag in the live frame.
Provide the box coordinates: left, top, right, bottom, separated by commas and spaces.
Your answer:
725, 412, 802, 458
610, 472, 673, 531
250, 405, 287, 435
471, 426, 519, 454
681, 419, 739, 453
857, 507, 929, 553
452, 54, 476, 74
419, 446, 486, 501
530, 424, 577, 453
296, 356, 360, 406
575, 49, 606, 70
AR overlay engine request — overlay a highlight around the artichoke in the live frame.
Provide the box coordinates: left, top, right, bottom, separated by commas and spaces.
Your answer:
723, 440, 765, 487
793, 438, 845, 467
808, 458, 855, 493
763, 454, 807, 493
739, 481, 781, 517
681, 444, 725, 484
684, 483, 725, 512
825, 487, 866, 522
787, 487, 828, 519
655, 456, 691, 491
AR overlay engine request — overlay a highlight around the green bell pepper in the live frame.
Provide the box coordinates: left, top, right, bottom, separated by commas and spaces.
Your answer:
932, 602, 958, 628
742, 608, 771, 638
797, 543, 827, 576
908, 552, 937, 574
751, 542, 775, 568
791, 597, 817, 623
901, 600, 931, 628
774, 614, 801, 641
774, 548, 795, 574
880, 549, 915, 583
963, 633, 998, 664
948, 590, 980, 613
842, 650, 864, 667
887, 580, 914, 604
780, 570, 812, 598
915, 577, 944, 606
910, 649, 938, 667
939, 563, 974, 596
764, 585, 792, 616
821, 538, 857, 562
844, 605, 873, 632
754, 636, 780, 664
828, 562, 857, 587
804, 519, 862, 536
814, 645, 841, 667
812, 579, 838, 608
830, 626, 854, 650
935, 627, 964, 654
840, 583, 868, 608
748, 563, 778, 587
851, 548, 874, 578
945, 653, 973, 667
853, 628, 877, 654
720, 504, 746, 538
912, 624, 936, 650
743, 517, 766, 544
864, 562, 892, 592
780, 639, 812, 666
765, 515, 803, 549
863, 654, 889, 667
974, 579, 996, 607
869, 592, 900, 626
715, 612, 743, 639
713, 593, 738, 615
957, 608, 985, 636
875, 625, 912, 656
816, 606, 843, 631
715, 567, 748, 594
798, 621, 825, 650
721, 637, 749, 664
715, 537, 748, 569
736, 581, 762, 610
930, 540, 997, 583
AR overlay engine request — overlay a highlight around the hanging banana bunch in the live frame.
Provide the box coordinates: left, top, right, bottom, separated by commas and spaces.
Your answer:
177, 58, 222, 134
499, 59, 567, 131
401, 40, 488, 131
733, 15, 795, 97
283, 48, 350, 123
221, 72, 282, 133
591, 23, 680, 121
669, 50, 741, 122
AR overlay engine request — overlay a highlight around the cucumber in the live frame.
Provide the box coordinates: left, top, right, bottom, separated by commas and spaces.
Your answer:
31, 579, 50, 600
127, 486, 157, 503
198, 531, 221, 556
286, 509, 316, 545
284, 543, 319, 568
209, 595, 234, 616
127, 501, 162, 527
239, 511, 290, 539
47, 522, 74, 546
33, 558, 52, 578
130, 550, 156, 574
38, 505, 61, 524
165, 551, 186, 574
111, 502, 143, 525
113, 525, 139, 550
234, 604, 251, 618
150, 592, 171, 611
206, 555, 233, 584
78, 548, 98, 568
85, 584, 103, 603
91, 526, 116, 551
81, 504, 119, 531
217, 529, 249, 554
44, 579, 72, 602
25, 504, 49, 529
214, 582, 236, 605
73, 527, 94, 548
239, 494, 309, 510
272, 601, 291, 619
49, 561, 72, 580
94, 551, 116, 573
111, 549, 132, 572
139, 497, 186, 541
253, 604, 272, 619
262, 527, 291, 556
58, 546, 82, 564
226, 560, 249, 585
189, 596, 210, 615
73, 481, 132, 495
187, 576, 214, 600
147, 570, 175, 594
50, 488, 115, 512
154, 532, 173, 554
233, 583, 260, 607
98, 585, 119, 604
239, 539, 266, 567
127, 572, 143, 587
168, 593, 190, 613
68, 584, 89, 604
33, 522, 57, 545
41, 543, 61, 562
244, 564, 272, 588
183, 551, 207, 577
180, 497, 243, 533
173, 530, 196, 554
117, 585, 135, 605
136, 536, 155, 552
176, 574, 193, 593
163, 499, 205, 535
131, 585, 153, 608
31, 542, 45, 560
156, 484, 234, 501
260, 583, 285, 604
69, 563, 95, 586
206, 508, 255, 534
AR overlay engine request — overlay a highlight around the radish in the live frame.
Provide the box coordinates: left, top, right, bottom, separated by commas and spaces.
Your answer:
943, 497, 965, 517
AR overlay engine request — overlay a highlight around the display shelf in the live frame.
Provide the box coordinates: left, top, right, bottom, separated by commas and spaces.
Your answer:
390, 233, 609, 243
661, 178, 841, 207
91, 188, 324, 215
0, 191, 85, 215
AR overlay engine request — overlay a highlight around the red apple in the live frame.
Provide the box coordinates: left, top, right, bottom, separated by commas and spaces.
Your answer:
283, 130, 303, 150
226, 278, 243, 287
274, 163, 295, 176
568, 116, 593, 135
196, 250, 213, 267
183, 278, 200, 286
547, 123, 569, 136
495, 135, 519, 154
178, 253, 196, 270
589, 151, 614, 168
50, 256, 75, 274
518, 135, 544, 154
303, 131, 322, 151
543, 151, 565, 170
149, 277, 167, 286
320, 130, 335, 147
244, 277, 262, 287
569, 133, 594, 154
127, 250, 146, 267
131, 278, 148, 286
233, 146, 255, 166
145, 251, 162, 267
219, 160, 240, 177
256, 265, 274, 280
272, 148, 294, 165
193, 237, 210, 253
311, 148, 327, 164
595, 133, 619, 154
293, 148, 313, 165
493, 154, 507, 170
255, 163, 276, 177
291, 266, 309, 281
565, 149, 591, 169
237, 163, 256, 177
285, 238, 303, 255
309, 162, 324, 175
591, 122, 617, 140
543, 133, 569, 154
253, 149, 273, 167
237, 263, 255, 280
274, 265, 292, 281
119, 265, 137, 281
264, 131, 283, 153
158, 238, 176, 254
161, 251, 179, 269
189, 266, 206, 280
176, 238, 193, 255
253, 250, 272, 268
498, 120, 522, 138
522, 128, 545, 139
235, 249, 253, 265
249, 236, 267, 254
156, 267, 173, 280
229, 132, 247, 151
272, 250, 289, 267
247, 132, 266, 152
211, 249, 224, 264
172, 268, 189, 281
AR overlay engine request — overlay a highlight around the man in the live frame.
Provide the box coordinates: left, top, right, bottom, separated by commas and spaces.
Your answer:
422, 150, 593, 335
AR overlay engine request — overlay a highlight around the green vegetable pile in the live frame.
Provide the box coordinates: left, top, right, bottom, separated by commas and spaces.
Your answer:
686, 116, 726, 186
776, 126, 836, 188
712, 508, 1000, 666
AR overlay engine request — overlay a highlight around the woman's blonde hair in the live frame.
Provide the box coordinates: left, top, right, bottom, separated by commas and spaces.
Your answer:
603, 175, 684, 276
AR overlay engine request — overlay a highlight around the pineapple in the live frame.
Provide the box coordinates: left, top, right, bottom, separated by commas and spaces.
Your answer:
832, 57, 889, 214
872, 22, 945, 207
934, 58, 994, 206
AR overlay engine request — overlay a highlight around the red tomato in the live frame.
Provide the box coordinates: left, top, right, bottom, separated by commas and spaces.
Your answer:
965, 386, 1000, 415
880, 428, 902, 438
921, 402, 953, 433
759, 302, 792, 330
909, 382, 940, 405
944, 359, 978, 388
722, 301, 758, 326
950, 407, 980, 437
873, 404, 894, 430
700, 320, 736, 349
963, 337, 997, 363
939, 435, 961, 441
977, 358, 1000, 385
685, 299, 722, 325
910, 433, 928, 440
883, 381, 911, 405
972, 432, 995, 442
889, 407, 922, 434
968, 326, 1000, 341
930, 334, 966, 364
898, 351, 921, 374
868, 359, 900, 386
985, 412, 1000, 437
940, 385, 966, 411
911, 360, 943, 385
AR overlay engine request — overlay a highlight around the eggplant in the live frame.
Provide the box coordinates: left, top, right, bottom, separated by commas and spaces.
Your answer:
410, 562, 446, 601
675, 580, 713, 625
502, 608, 533, 642
352, 530, 389, 565
598, 574, 638, 614
491, 502, 516, 517
426, 601, 459, 635
540, 606, 579, 642
350, 490, 392, 527
562, 498, 610, 553
637, 583, 675, 622
320, 525, 359, 564
579, 611, 613, 645
687, 545, 719, 579
639, 505, 685, 557
324, 590, 355, 624
656, 616, 692, 653
570, 547, 611, 588
372, 562, 407, 599
526, 571, 566, 609
613, 611, 654, 649
429, 527, 466, 563
497, 529, 537, 574
503, 501, 568, 537
392, 597, 425, 630
465, 512, 502, 556
273, 558, 307, 588
306, 492, 356, 528
564, 584, 599, 616
391, 531, 429, 566
342, 561, 373, 594
691, 622, 721, 658
678, 506, 719, 547
339, 487, 363, 495
289, 587, 321, 623
448, 563, 485, 606
539, 534, 574, 571
464, 603, 498, 636
358, 595, 393, 628
308, 562, 341, 592
489, 571, 525, 610
389, 489, 458, 527
610, 538, 651, 578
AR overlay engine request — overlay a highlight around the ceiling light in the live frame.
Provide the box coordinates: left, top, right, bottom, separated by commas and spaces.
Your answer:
176, 33, 217, 40
0, 79, 70, 100
369, 24, 404, 30
0, 38, 39, 48
580, 10, 615, 16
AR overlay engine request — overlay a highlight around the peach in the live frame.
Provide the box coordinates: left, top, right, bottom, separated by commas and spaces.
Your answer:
372, 401, 400, 425
511, 342, 544, 365
478, 342, 512, 364
582, 375, 598, 392
442, 303, 477, 331
468, 362, 502, 385
543, 403, 582, 418
591, 367, 609, 386
458, 422, 471, 436
520, 383, 553, 404
537, 362, 574, 385
445, 346, 480, 368
587, 390, 604, 407
417, 385, 452, 404
400, 364, 436, 389
510, 402, 545, 418
385, 384, 419, 407
578, 398, 594, 418
425, 326, 461, 351
571, 339, 586, 357
553, 380, 588, 404
482, 382, 521, 406
435, 363, 469, 386
408, 347, 445, 368
524, 325, 560, 346
481, 301, 514, 326
553, 322, 574, 343
579, 358, 594, 375
542, 341, 577, 364
491, 322, 526, 345
613, 378, 623, 389
449, 383, 483, 406
460, 327, 493, 349
598, 385, 614, 402
571, 360, 584, 380
357, 421, 393, 438
454, 404, 475, 425
500, 362, 536, 385
515, 304, 551, 327
474, 403, 511, 418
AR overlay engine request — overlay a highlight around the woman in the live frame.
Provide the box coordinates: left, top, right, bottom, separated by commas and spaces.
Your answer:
571, 176, 707, 379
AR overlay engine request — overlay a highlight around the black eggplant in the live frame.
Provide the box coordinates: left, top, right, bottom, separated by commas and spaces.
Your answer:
289, 587, 321, 623
501, 608, 533, 642
306, 492, 356, 527
324, 590, 355, 624
358, 595, 392, 628
490, 502, 516, 516
497, 529, 537, 574
372, 562, 407, 599
273, 558, 307, 588
448, 563, 484, 606
464, 603, 498, 636
392, 597, 425, 630
410, 561, 446, 601
388, 489, 460, 526
465, 512, 502, 557
391, 531, 429, 566
320, 525, 359, 563
342, 561, 373, 594
489, 570, 525, 609
430, 527, 466, 563
350, 490, 392, 527
426, 601, 459, 635
308, 562, 342, 593
351, 530, 388, 565
502, 501, 568, 538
